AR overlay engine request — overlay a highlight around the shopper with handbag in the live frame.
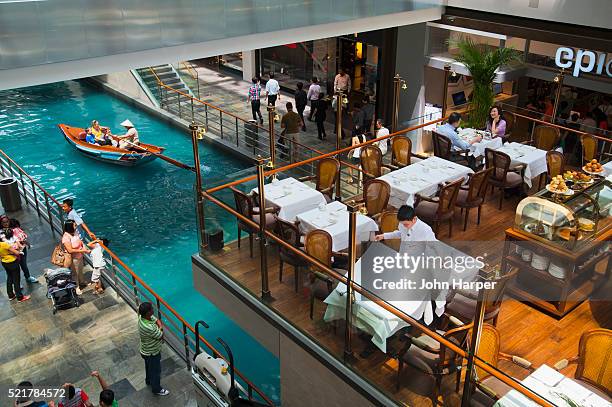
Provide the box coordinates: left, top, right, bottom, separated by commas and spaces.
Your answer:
62, 220, 90, 295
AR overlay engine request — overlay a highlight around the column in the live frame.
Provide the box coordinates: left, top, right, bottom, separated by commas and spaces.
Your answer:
242, 50, 257, 82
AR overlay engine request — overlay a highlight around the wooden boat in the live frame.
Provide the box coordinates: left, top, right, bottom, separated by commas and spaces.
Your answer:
58, 124, 165, 166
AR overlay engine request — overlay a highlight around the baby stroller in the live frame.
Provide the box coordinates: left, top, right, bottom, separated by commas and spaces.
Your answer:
44, 267, 79, 314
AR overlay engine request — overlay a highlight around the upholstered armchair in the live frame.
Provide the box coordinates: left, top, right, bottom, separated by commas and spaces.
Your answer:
456, 168, 493, 231
484, 148, 527, 210
301, 157, 340, 203
414, 178, 463, 238
231, 187, 279, 258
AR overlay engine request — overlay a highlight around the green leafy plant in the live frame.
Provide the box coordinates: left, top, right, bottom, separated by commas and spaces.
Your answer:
452, 37, 520, 128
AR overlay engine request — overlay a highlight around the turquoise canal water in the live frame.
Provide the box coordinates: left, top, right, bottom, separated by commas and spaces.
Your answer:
0, 81, 279, 403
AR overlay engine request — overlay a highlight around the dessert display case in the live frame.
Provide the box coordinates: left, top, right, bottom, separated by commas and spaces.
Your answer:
503, 179, 611, 317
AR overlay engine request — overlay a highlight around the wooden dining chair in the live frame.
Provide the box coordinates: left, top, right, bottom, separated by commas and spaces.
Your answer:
276, 217, 308, 292
390, 136, 411, 169
231, 187, 278, 258
414, 178, 463, 238
304, 229, 347, 320
543, 150, 566, 189
532, 125, 560, 151
484, 148, 526, 210
455, 167, 493, 231
468, 324, 534, 406
396, 321, 474, 405
302, 157, 339, 202
554, 328, 612, 401
377, 210, 399, 251
445, 268, 517, 327
359, 179, 390, 220
432, 131, 470, 165
581, 134, 598, 166
360, 144, 390, 179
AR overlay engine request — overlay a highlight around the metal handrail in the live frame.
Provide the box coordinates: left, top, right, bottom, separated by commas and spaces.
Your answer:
0, 149, 274, 406
201, 190, 554, 407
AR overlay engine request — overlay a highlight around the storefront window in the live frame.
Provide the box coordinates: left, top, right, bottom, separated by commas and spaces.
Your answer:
220, 52, 243, 71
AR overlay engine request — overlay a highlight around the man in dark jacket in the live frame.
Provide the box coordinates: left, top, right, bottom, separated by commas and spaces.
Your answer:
315, 93, 328, 140
295, 82, 307, 131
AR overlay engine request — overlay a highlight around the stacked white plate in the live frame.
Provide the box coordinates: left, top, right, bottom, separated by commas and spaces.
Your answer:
531, 253, 550, 271
548, 262, 567, 279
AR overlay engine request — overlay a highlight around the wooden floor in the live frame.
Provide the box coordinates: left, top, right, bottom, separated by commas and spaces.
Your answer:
207, 186, 612, 406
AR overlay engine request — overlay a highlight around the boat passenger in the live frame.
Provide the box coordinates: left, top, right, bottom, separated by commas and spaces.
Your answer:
87, 120, 105, 144
85, 133, 97, 145
117, 119, 139, 150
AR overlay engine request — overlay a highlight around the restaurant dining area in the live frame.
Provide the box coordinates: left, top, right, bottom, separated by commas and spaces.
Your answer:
190, 96, 611, 406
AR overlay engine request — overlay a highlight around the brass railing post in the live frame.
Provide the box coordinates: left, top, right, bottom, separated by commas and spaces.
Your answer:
256, 157, 272, 301
461, 284, 487, 405
267, 106, 276, 167
335, 92, 344, 200
551, 68, 565, 123
344, 203, 358, 361
190, 122, 206, 254
442, 64, 451, 118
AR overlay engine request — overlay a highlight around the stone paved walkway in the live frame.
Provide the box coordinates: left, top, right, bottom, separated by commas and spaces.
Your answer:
191, 64, 342, 154
0, 201, 195, 406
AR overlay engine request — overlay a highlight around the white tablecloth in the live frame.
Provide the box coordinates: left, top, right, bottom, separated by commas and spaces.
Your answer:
494, 365, 610, 407
458, 128, 504, 158
323, 258, 445, 353
296, 201, 379, 252
495, 142, 547, 188
604, 160, 612, 176
251, 177, 326, 221
378, 156, 474, 208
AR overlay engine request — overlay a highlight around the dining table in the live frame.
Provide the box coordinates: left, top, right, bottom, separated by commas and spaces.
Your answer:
378, 156, 474, 208
493, 364, 610, 407
494, 142, 547, 188
458, 128, 504, 158
323, 242, 480, 353
296, 201, 379, 252
251, 177, 327, 221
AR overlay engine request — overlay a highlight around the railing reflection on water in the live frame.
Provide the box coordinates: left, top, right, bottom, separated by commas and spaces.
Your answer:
196, 117, 556, 406
0, 149, 275, 406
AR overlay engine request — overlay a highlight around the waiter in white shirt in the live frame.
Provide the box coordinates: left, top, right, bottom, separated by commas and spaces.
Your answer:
375, 205, 436, 243
265, 72, 280, 107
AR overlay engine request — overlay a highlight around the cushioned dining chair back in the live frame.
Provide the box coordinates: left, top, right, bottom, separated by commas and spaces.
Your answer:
473, 324, 501, 381
391, 136, 412, 167
546, 150, 565, 179
432, 131, 452, 160
305, 229, 333, 270
316, 157, 340, 200
439, 322, 474, 368
378, 210, 399, 251
437, 178, 463, 216
277, 218, 302, 253
466, 167, 493, 203
486, 149, 512, 184
360, 145, 383, 178
581, 134, 598, 165
533, 125, 560, 151
363, 179, 390, 217
231, 187, 254, 226
575, 329, 612, 395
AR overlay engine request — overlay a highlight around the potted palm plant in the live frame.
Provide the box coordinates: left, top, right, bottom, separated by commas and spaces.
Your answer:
453, 38, 520, 128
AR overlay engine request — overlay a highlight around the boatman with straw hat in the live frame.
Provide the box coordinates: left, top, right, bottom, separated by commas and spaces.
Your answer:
117, 119, 139, 150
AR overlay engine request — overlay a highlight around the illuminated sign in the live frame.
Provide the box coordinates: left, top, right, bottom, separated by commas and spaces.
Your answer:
555, 47, 612, 78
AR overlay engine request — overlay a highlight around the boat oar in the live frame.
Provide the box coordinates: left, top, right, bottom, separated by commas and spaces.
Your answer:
116, 137, 195, 172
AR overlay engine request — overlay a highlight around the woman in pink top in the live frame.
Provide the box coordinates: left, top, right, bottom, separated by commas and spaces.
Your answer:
62, 220, 90, 295
486, 105, 507, 141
